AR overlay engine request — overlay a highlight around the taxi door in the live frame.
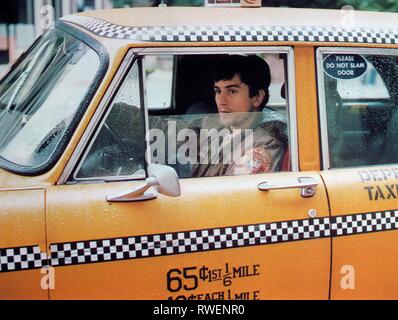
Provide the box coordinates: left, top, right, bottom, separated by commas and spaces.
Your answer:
317, 47, 398, 299
46, 173, 330, 300
0, 188, 48, 300
322, 168, 398, 299
45, 52, 331, 300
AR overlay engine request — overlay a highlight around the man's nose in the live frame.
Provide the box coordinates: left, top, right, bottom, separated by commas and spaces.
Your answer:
216, 91, 228, 105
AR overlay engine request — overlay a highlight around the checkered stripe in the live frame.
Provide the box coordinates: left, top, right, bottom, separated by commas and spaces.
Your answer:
331, 210, 398, 237
49, 217, 330, 268
62, 15, 398, 44
0, 246, 48, 273
1, 210, 398, 272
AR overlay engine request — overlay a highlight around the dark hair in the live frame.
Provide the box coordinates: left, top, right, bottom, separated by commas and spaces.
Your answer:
214, 54, 271, 109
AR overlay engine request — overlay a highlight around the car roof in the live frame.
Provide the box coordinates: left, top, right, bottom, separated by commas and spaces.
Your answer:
61, 7, 398, 45
69, 7, 397, 29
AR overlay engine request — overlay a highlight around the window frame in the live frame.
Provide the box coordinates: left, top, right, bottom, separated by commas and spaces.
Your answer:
137, 46, 298, 173
63, 45, 298, 184
316, 47, 398, 170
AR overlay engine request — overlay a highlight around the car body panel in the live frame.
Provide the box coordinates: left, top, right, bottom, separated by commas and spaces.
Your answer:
321, 168, 398, 299
294, 46, 321, 171
46, 172, 330, 299
0, 189, 47, 299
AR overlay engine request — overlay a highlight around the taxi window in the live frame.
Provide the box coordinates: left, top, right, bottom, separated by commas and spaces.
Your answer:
75, 59, 146, 180
146, 52, 292, 178
0, 28, 100, 171
145, 55, 174, 110
73, 50, 295, 182
318, 49, 398, 169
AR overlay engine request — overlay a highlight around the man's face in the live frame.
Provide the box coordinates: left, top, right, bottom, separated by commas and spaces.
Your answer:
214, 74, 262, 126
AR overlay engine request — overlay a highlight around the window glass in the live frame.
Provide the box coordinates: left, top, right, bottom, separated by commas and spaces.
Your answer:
336, 60, 390, 100
0, 28, 100, 168
147, 53, 291, 178
145, 55, 174, 110
260, 53, 287, 110
75, 60, 146, 179
320, 52, 398, 168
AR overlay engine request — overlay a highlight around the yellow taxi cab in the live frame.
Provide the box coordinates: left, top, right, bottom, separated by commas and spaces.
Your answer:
1, 5, 398, 300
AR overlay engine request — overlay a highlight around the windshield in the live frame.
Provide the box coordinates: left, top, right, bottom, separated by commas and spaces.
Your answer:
0, 28, 100, 170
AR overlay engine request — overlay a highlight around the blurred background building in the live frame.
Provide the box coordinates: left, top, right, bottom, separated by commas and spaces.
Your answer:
0, 1, 114, 71
0, 0, 397, 76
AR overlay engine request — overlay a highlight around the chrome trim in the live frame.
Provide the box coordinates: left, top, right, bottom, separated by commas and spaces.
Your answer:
316, 47, 398, 170
0, 186, 44, 192
258, 176, 318, 198
106, 177, 158, 202
316, 48, 331, 171
258, 177, 318, 190
107, 191, 157, 202
58, 50, 137, 184
141, 58, 152, 166
285, 47, 299, 172
133, 46, 293, 55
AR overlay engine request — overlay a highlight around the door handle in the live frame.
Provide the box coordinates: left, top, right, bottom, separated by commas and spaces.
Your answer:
257, 177, 319, 198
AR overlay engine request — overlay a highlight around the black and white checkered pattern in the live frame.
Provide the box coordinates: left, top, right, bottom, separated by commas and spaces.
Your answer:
0, 245, 48, 273
49, 217, 330, 268
1, 210, 398, 273
62, 15, 398, 44
331, 210, 398, 237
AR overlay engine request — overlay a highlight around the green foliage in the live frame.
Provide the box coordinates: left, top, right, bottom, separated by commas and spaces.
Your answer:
169, 0, 203, 6
264, 0, 398, 11
111, 0, 133, 7
110, 0, 203, 6
337, 0, 398, 12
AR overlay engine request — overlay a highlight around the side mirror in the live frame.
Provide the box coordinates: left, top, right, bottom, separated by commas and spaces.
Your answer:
148, 163, 181, 197
106, 164, 181, 202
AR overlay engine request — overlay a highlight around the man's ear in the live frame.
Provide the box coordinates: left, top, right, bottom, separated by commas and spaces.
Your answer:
253, 90, 266, 109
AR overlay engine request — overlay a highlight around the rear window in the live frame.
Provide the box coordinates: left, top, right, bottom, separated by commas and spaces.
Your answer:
317, 49, 398, 169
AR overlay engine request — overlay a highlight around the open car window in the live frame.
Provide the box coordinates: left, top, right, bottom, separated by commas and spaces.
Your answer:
74, 50, 294, 181
145, 53, 291, 178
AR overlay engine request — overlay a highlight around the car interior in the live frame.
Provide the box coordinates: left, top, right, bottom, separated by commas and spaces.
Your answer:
76, 53, 291, 180
146, 53, 290, 177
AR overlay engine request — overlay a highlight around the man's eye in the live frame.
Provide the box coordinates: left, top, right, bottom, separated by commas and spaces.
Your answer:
214, 89, 221, 94
228, 89, 238, 95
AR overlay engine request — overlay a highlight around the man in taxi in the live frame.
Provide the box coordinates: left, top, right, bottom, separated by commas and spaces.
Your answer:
192, 54, 288, 177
